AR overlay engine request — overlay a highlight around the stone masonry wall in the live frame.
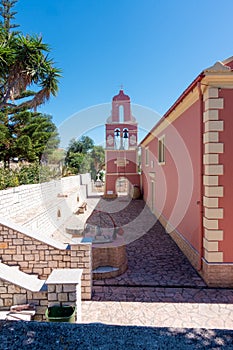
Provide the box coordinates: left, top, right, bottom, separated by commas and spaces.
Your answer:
0, 175, 79, 216
0, 279, 81, 322
0, 175, 89, 237
0, 224, 92, 300
47, 283, 81, 322
0, 280, 81, 322
0, 279, 47, 321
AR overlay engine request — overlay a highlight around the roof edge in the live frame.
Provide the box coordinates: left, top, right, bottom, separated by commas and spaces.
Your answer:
222, 56, 233, 65
140, 72, 204, 146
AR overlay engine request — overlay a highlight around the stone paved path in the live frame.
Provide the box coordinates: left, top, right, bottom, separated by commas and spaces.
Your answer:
82, 197, 233, 330
82, 301, 233, 329
93, 222, 206, 288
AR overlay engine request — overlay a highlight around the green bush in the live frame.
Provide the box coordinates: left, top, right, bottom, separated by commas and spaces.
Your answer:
0, 168, 19, 190
18, 164, 40, 185
0, 163, 60, 190
7, 172, 19, 188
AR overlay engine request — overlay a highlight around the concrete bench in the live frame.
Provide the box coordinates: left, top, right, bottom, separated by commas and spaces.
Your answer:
78, 202, 87, 214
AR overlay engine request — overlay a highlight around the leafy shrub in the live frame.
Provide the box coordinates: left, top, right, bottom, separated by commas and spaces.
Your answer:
18, 164, 40, 185
0, 163, 60, 190
0, 168, 19, 190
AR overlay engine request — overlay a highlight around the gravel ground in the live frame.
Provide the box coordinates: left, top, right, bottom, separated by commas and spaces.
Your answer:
0, 321, 233, 350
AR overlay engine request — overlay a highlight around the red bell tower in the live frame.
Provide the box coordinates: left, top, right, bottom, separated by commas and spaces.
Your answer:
104, 90, 140, 198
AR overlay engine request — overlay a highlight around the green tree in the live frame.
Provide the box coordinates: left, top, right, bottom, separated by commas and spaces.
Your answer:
0, 109, 59, 165
66, 152, 86, 174
65, 137, 105, 178
0, 0, 61, 167
47, 148, 65, 164
67, 136, 94, 154
0, 0, 19, 35
65, 137, 94, 174
90, 145, 105, 179
0, 29, 61, 110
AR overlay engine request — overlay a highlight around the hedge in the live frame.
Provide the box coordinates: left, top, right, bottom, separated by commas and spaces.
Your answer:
0, 163, 61, 190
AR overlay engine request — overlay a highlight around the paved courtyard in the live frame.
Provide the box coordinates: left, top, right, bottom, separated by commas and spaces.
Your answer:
82, 197, 233, 329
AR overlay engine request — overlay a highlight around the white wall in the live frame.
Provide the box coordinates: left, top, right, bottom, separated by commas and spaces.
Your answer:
0, 175, 90, 237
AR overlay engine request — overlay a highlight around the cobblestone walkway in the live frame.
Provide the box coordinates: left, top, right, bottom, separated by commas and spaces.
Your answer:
93, 222, 206, 289
82, 197, 233, 329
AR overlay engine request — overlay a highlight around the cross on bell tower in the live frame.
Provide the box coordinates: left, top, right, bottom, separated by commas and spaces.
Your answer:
104, 89, 140, 198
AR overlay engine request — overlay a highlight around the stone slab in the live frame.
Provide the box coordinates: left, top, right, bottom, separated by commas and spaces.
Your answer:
46, 268, 83, 285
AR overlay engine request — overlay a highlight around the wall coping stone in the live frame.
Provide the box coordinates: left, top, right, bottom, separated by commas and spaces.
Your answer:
0, 216, 68, 250
46, 269, 83, 284
0, 262, 45, 292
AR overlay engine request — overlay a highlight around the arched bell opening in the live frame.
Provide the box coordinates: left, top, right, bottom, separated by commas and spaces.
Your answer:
122, 128, 129, 150
114, 128, 121, 150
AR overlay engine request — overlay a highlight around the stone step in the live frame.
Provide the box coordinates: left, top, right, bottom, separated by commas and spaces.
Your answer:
92, 266, 119, 274
0, 262, 45, 292
92, 266, 120, 280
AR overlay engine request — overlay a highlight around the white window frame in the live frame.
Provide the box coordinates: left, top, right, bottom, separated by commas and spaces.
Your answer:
158, 135, 165, 165
145, 147, 149, 167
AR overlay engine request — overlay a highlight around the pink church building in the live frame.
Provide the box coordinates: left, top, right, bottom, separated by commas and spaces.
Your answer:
140, 56, 233, 287
104, 56, 233, 287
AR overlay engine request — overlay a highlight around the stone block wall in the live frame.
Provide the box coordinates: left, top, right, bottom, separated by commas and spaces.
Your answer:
47, 283, 82, 322
92, 243, 127, 279
0, 175, 87, 237
47, 284, 76, 306
0, 176, 76, 217
200, 260, 233, 288
0, 280, 47, 321
0, 279, 83, 322
0, 223, 92, 300
0, 280, 28, 308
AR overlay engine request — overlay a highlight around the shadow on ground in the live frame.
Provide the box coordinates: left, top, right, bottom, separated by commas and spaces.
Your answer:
87, 198, 233, 304
0, 321, 232, 350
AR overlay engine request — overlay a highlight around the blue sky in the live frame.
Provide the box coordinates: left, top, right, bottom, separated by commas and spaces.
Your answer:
15, 0, 233, 146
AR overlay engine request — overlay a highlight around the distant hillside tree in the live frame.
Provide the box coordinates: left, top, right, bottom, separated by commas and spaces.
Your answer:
65, 137, 105, 178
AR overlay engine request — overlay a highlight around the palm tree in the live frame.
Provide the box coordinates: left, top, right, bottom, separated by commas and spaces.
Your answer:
0, 0, 61, 167
0, 0, 61, 110
0, 31, 62, 110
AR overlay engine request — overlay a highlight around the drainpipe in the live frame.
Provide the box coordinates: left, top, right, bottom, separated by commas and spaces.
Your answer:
197, 81, 204, 271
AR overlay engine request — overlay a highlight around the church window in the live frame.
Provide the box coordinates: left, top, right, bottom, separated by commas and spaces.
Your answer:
158, 136, 165, 164
119, 105, 124, 123
145, 147, 149, 166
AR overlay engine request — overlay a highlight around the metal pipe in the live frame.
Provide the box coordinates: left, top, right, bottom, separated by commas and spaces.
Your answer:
197, 81, 204, 271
